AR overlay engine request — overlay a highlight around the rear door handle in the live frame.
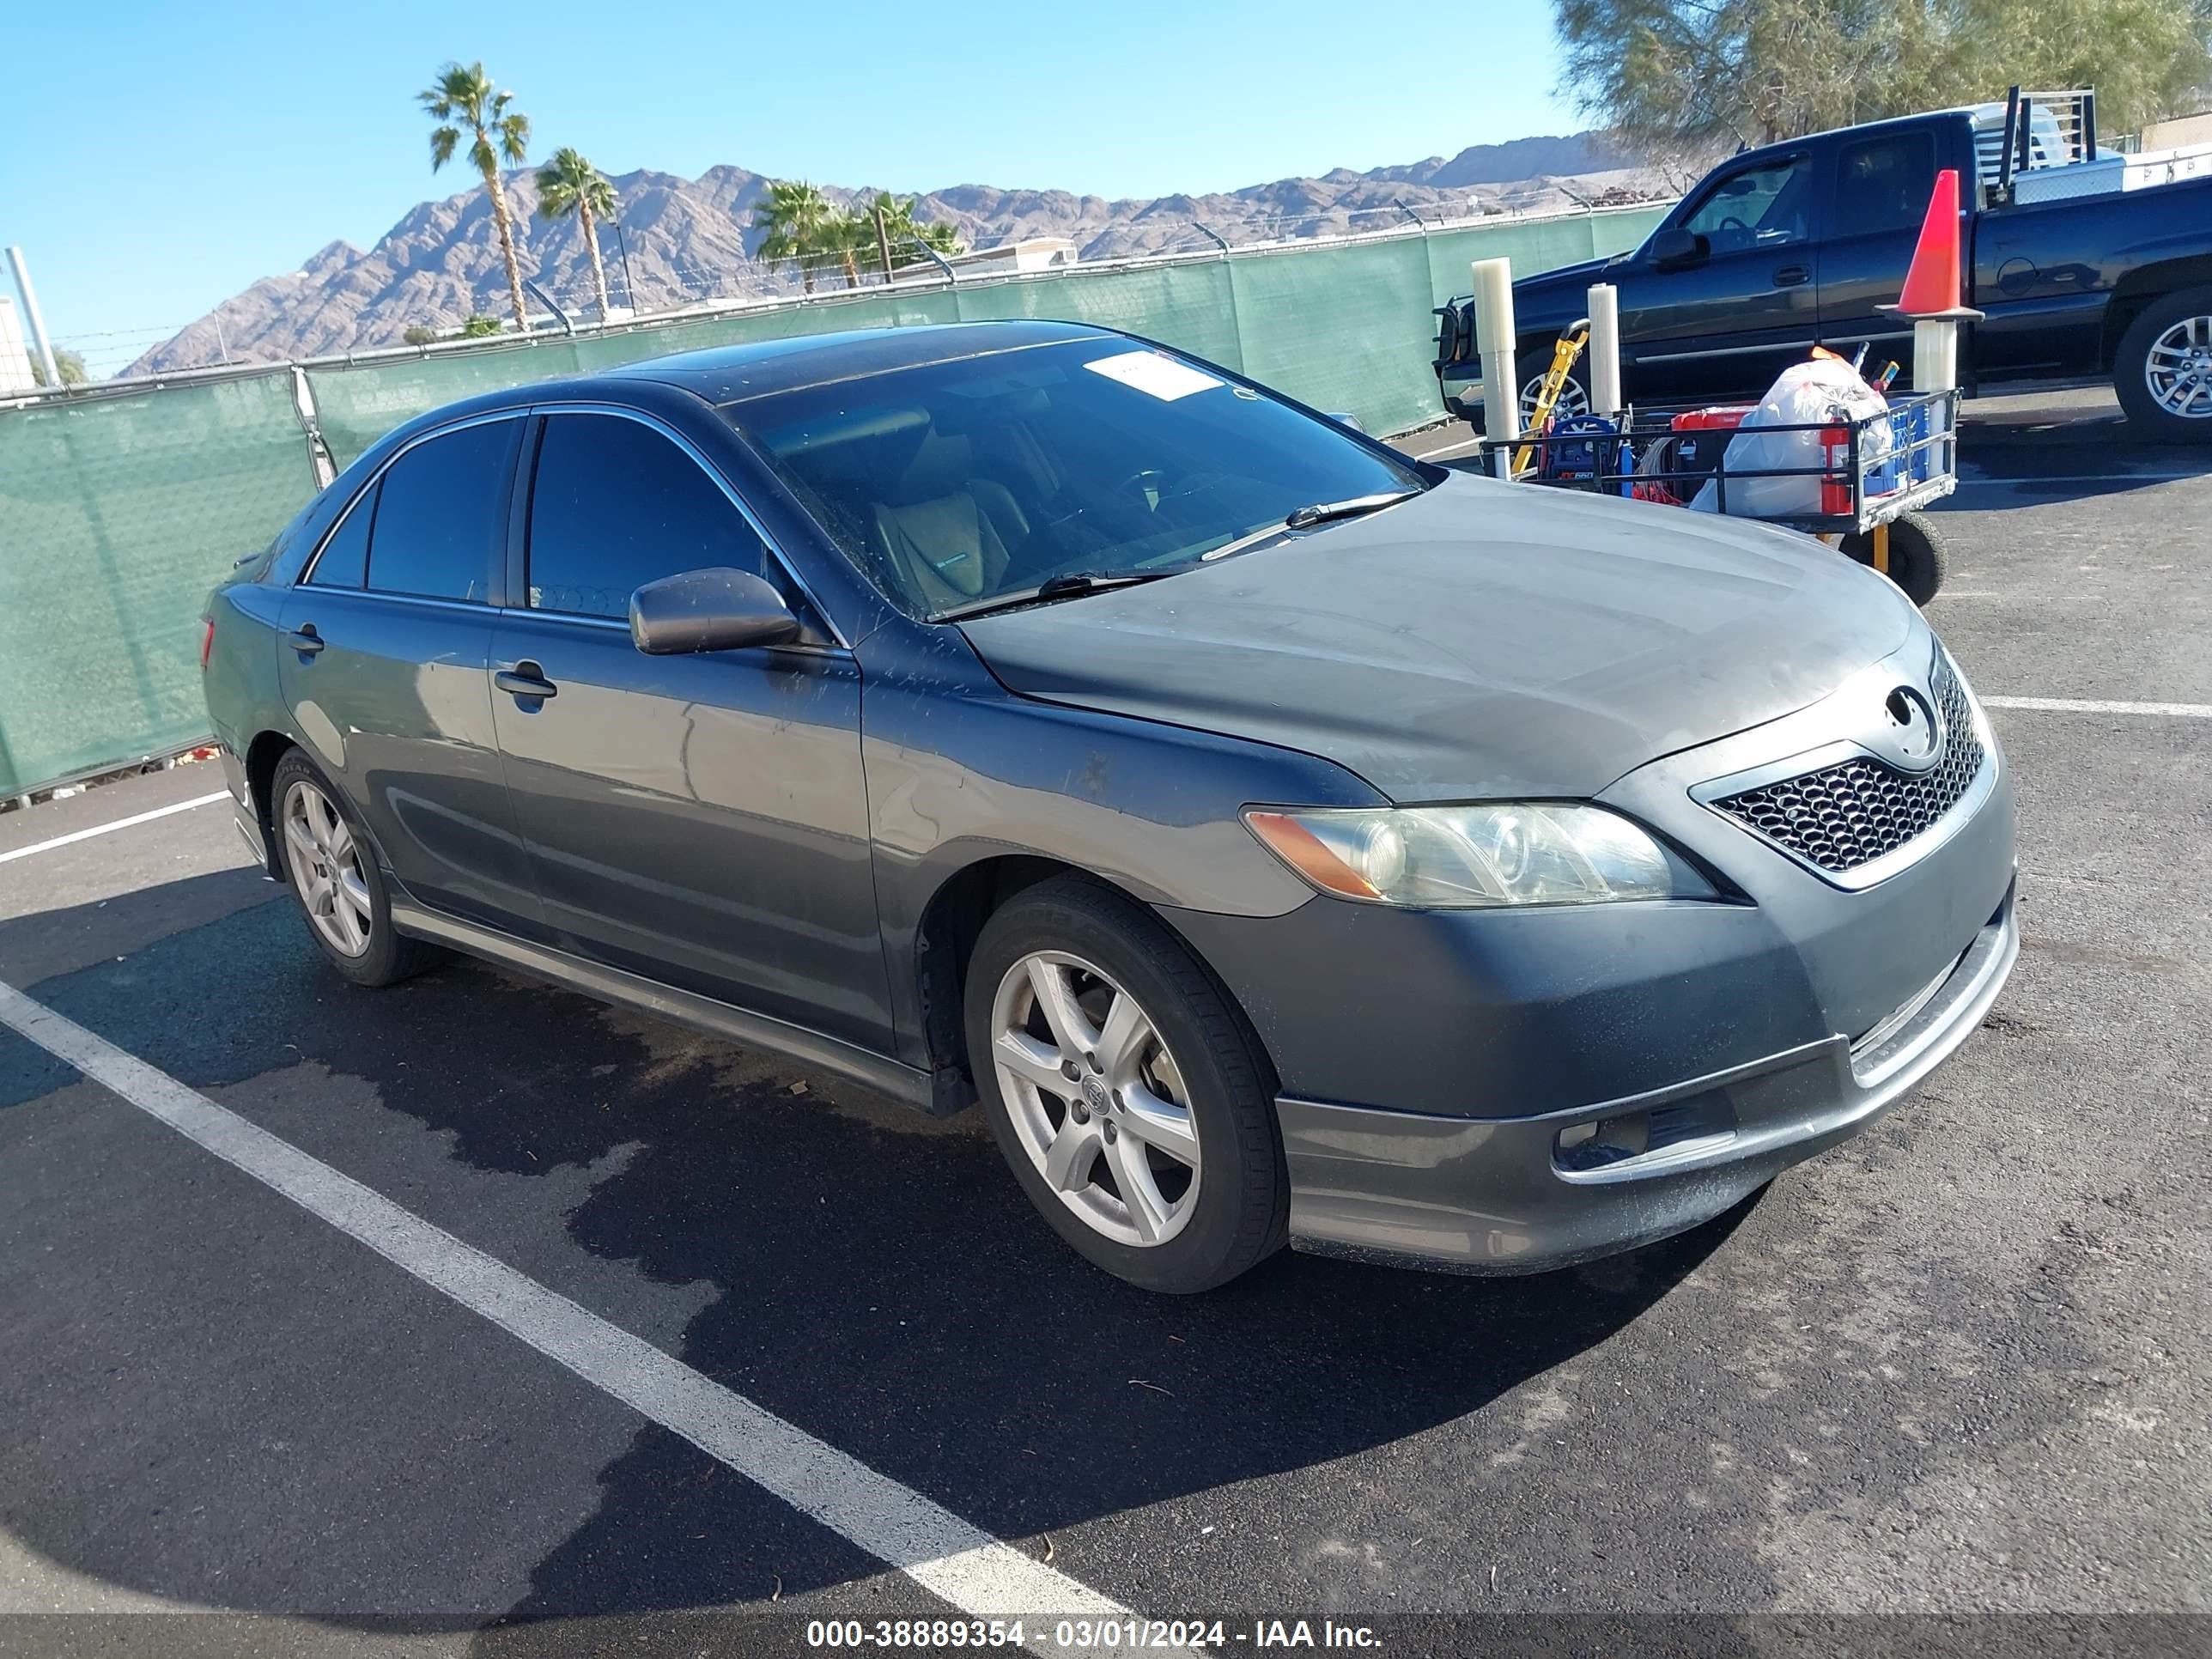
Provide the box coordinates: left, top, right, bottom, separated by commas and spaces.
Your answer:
495, 663, 558, 701
287, 625, 325, 656
1775, 264, 1811, 287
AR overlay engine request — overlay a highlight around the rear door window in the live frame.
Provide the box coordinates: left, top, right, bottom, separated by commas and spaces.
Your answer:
364, 419, 520, 603
308, 481, 376, 588
1832, 131, 1938, 240
526, 413, 769, 619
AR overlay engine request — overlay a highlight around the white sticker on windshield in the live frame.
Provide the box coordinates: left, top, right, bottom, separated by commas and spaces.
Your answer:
1083, 350, 1224, 402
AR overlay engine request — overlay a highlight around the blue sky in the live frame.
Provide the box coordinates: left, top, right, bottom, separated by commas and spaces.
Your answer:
2, 1, 1579, 358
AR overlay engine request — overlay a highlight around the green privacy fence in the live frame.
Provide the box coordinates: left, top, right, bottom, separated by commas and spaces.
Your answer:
0, 373, 319, 796
307, 205, 1668, 466
0, 203, 1667, 797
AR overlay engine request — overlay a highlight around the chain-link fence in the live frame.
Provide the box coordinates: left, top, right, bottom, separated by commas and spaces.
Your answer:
0, 203, 1668, 798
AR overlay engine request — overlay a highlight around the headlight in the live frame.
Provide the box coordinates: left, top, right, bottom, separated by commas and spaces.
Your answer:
1244, 804, 1713, 908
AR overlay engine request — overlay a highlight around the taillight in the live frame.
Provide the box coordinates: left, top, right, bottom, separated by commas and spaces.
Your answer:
199, 616, 216, 670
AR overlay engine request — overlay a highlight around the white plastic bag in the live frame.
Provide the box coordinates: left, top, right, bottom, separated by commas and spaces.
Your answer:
1690, 359, 1891, 518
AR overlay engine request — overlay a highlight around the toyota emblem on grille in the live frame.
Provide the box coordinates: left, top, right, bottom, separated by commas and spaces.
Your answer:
1875, 683, 1945, 773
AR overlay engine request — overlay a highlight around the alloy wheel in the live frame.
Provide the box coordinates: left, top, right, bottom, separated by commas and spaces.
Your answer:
2144, 313, 2212, 420
988, 951, 1201, 1248
1520, 369, 1590, 430
283, 779, 374, 958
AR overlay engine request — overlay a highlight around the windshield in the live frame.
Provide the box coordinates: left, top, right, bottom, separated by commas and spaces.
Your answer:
727, 339, 1435, 619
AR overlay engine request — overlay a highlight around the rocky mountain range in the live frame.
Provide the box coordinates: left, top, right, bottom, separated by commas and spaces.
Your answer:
128, 131, 1646, 378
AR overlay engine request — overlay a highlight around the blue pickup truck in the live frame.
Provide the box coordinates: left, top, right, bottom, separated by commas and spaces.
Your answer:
1434, 94, 2212, 441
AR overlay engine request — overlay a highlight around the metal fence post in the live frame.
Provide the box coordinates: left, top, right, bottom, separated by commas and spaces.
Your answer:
290, 367, 336, 489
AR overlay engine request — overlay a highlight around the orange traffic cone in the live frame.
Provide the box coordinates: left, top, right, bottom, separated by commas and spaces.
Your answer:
1879, 167, 1980, 320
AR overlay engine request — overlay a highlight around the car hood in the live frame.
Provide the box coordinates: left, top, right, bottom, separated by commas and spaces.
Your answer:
957, 472, 1919, 802
1514, 254, 1624, 295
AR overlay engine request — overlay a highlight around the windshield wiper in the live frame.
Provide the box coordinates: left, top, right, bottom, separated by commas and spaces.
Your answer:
1282, 489, 1421, 530
937, 569, 1180, 622
1198, 489, 1424, 565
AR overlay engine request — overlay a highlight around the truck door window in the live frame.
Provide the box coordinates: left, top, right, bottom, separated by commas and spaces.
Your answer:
1683, 158, 1814, 253
1832, 132, 1937, 239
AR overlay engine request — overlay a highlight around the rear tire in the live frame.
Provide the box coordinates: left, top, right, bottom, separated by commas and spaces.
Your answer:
270, 748, 441, 988
1843, 512, 1947, 608
2112, 286, 2212, 443
963, 876, 1287, 1293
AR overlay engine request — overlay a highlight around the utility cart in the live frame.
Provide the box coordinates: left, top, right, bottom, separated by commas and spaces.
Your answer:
1477, 386, 1960, 606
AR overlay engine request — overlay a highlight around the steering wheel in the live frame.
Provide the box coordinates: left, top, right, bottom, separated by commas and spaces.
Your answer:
1717, 216, 1750, 234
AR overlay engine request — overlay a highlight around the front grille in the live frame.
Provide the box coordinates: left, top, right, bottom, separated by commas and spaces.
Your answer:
1715, 658, 1985, 875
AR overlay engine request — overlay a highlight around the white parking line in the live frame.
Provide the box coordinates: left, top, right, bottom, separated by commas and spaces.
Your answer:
1985, 696, 2212, 718
1954, 471, 2207, 487
0, 981, 1140, 1651
0, 792, 230, 866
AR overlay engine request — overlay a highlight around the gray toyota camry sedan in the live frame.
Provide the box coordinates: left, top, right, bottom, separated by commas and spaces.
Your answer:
202, 319, 2016, 1293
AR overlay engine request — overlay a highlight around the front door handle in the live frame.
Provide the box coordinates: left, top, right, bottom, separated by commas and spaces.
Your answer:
1775, 264, 1811, 287
495, 663, 558, 701
287, 624, 325, 656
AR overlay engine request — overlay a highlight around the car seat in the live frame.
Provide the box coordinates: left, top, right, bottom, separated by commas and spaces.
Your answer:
869, 427, 1031, 608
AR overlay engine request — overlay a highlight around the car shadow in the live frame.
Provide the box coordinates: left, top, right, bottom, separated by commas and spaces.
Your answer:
0, 875, 1756, 1628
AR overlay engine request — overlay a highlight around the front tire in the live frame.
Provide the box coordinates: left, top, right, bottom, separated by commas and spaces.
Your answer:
270, 748, 441, 988
1517, 346, 1592, 431
964, 877, 1288, 1293
2113, 286, 2212, 443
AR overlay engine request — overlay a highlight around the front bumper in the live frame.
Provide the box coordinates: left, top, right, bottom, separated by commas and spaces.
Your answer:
1273, 881, 2015, 1272
1438, 362, 1480, 425
1161, 632, 2017, 1273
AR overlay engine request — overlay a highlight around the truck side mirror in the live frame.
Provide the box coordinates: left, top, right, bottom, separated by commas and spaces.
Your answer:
1650, 228, 1709, 271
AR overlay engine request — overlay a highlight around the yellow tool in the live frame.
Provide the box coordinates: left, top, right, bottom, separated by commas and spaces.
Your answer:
1513, 327, 1591, 477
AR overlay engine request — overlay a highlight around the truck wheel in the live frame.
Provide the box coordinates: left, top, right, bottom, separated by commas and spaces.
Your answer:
1518, 347, 1592, 430
1842, 514, 1947, 607
2113, 286, 2212, 443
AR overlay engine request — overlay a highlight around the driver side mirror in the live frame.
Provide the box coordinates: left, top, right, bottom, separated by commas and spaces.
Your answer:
630, 567, 801, 655
1649, 227, 1710, 271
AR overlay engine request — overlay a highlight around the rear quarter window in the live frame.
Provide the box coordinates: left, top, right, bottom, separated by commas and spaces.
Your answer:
307, 481, 377, 588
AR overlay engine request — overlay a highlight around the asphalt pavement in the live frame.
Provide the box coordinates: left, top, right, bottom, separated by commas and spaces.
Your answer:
0, 389, 2205, 1659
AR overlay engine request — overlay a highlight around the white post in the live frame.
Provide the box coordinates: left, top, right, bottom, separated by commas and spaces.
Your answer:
1471, 257, 1519, 478
1912, 318, 1959, 394
5, 246, 63, 390
1587, 283, 1622, 416
1912, 317, 1963, 477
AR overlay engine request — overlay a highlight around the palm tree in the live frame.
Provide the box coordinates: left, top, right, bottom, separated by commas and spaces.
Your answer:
824, 210, 872, 289
534, 147, 619, 319
866, 191, 963, 269
750, 180, 838, 293
421, 62, 532, 332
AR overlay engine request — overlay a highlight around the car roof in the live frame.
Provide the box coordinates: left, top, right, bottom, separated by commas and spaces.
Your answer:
360, 319, 1130, 463
605, 318, 1114, 404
